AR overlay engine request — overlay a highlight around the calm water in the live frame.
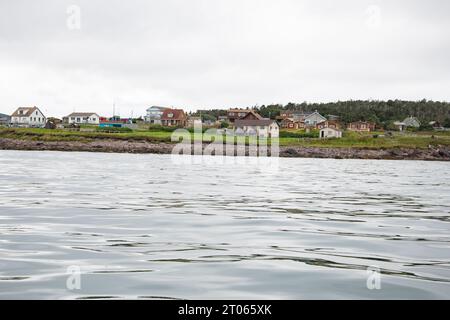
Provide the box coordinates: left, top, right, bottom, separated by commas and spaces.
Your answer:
0, 150, 449, 299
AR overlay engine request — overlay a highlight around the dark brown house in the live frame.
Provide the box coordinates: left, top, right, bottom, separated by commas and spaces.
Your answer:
240, 110, 263, 121
227, 109, 262, 123
316, 120, 341, 130
161, 109, 187, 127
281, 118, 305, 130
346, 121, 376, 132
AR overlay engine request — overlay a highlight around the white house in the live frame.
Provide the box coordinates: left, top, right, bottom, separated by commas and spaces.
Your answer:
145, 106, 169, 124
403, 116, 421, 128
234, 119, 279, 138
66, 112, 100, 125
393, 121, 406, 131
394, 117, 421, 131
304, 111, 327, 126
11, 106, 46, 128
320, 127, 342, 139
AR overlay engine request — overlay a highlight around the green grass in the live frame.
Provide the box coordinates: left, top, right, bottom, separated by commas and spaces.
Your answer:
1, 127, 449, 149
0, 128, 173, 143
278, 130, 450, 148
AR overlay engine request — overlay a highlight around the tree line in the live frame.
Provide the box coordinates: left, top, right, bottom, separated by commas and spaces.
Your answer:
194, 100, 450, 128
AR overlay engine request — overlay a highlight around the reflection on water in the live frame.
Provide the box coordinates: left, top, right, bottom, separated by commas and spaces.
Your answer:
0, 150, 449, 299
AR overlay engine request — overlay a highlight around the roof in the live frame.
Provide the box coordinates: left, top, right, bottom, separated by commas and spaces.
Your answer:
241, 110, 264, 120
11, 107, 40, 117
403, 116, 421, 125
67, 112, 99, 117
348, 121, 375, 124
319, 120, 336, 123
318, 120, 340, 125
161, 109, 186, 121
305, 111, 326, 119
235, 119, 277, 127
320, 127, 341, 132
281, 117, 300, 123
146, 106, 169, 112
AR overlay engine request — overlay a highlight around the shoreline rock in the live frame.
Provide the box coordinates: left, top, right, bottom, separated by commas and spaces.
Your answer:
0, 138, 449, 161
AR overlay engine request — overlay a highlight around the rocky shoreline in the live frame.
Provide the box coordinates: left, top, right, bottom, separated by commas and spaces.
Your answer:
1, 137, 450, 161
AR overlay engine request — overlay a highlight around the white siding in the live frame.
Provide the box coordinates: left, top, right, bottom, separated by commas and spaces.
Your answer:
236, 122, 279, 138
320, 128, 342, 139
11, 109, 46, 128
305, 112, 326, 125
68, 114, 100, 125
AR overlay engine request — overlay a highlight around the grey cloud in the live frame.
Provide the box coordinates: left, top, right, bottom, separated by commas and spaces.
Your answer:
0, 0, 449, 117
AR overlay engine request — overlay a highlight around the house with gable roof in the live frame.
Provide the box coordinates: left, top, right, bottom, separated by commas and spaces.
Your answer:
11, 106, 46, 128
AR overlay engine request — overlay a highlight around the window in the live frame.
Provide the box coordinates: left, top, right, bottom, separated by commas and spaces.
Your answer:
168, 113, 174, 118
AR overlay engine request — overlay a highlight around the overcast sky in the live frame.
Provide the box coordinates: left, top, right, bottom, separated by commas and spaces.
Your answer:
0, 0, 449, 118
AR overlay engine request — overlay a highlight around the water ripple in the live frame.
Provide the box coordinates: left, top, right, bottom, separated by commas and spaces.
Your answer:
0, 151, 449, 299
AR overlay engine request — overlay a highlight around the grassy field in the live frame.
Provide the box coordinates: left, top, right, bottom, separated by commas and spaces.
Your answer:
1, 127, 450, 149
0, 127, 173, 142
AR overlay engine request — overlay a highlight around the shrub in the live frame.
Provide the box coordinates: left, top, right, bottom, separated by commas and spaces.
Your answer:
418, 123, 434, 131
443, 118, 450, 128
186, 127, 210, 133
280, 130, 319, 138
96, 126, 132, 133
220, 121, 230, 129
148, 125, 182, 132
